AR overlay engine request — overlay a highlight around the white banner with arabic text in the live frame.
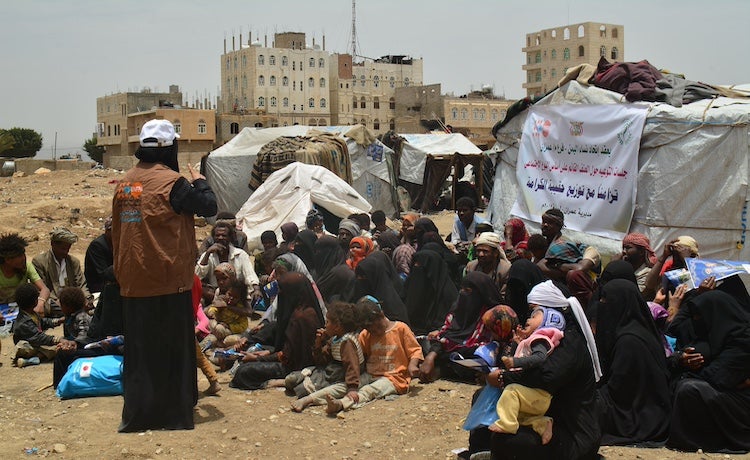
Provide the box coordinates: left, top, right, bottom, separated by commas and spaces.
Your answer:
511, 104, 647, 240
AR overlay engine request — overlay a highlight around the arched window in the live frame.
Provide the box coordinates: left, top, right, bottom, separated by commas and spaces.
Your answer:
373, 97, 379, 109
563, 48, 570, 60
404, 77, 410, 87
389, 119, 395, 130
225, 58, 230, 69
242, 75, 247, 87
269, 55, 275, 65
452, 108, 458, 119
258, 55, 264, 65
480, 109, 486, 120
578, 45, 585, 57
270, 76, 276, 86
173, 121, 181, 134
551, 68, 557, 78
352, 97, 357, 109
373, 76, 380, 88
258, 97, 265, 107
258, 75, 265, 86
309, 58, 315, 67
107, 125, 111, 136
360, 75, 366, 87
270, 97, 277, 107
234, 77, 238, 90
563, 28, 570, 40
612, 28, 619, 39
319, 78, 326, 88
319, 119, 327, 126
577, 25, 585, 38
309, 98, 315, 108
551, 29, 557, 38
389, 97, 395, 109
373, 119, 380, 130
535, 52, 541, 63
230, 122, 239, 134
198, 119, 206, 134
551, 49, 557, 60
319, 58, 325, 68
283, 97, 289, 107
490, 109, 498, 121
308, 78, 314, 88
282, 76, 289, 86
473, 108, 479, 120
360, 96, 366, 109
282, 56, 288, 66
242, 55, 247, 67
320, 98, 327, 108
600, 45, 606, 57
535, 34, 540, 46
389, 76, 395, 88
461, 108, 468, 120
600, 25, 607, 38
233, 57, 237, 69
611, 47, 619, 60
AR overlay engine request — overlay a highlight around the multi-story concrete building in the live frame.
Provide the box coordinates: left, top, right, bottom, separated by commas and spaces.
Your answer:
523, 22, 624, 97
220, 32, 423, 136
96, 86, 215, 169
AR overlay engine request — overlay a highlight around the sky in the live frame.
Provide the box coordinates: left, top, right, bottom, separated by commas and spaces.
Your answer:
1, 0, 748, 159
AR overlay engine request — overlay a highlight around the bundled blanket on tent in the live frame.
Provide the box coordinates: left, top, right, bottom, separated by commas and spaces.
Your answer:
248, 133, 352, 190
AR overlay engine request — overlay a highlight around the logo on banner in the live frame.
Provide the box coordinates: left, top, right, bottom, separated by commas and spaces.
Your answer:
569, 121, 584, 137
532, 119, 552, 138
617, 119, 634, 145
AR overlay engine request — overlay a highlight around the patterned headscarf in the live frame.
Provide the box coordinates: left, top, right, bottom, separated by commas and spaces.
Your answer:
346, 236, 375, 270
50, 227, 78, 244
675, 235, 699, 257
622, 232, 657, 266
213, 262, 236, 280
481, 305, 518, 343
505, 218, 530, 247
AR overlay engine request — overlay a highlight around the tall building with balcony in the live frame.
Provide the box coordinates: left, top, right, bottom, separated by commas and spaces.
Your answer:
523, 22, 624, 97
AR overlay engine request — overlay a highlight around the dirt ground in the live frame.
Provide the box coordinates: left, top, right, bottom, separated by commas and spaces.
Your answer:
0, 168, 748, 460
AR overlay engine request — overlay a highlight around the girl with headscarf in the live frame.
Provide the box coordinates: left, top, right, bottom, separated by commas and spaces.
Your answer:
230, 273, 324, 390
278, 222, 299, 254
392, 213, 419, 279
314, 236, 355, 305
419, 272, 502, 383
354, 252, 408, 323
404, 250, 459, 335
595, 280, 671, 445
312, 235, 346, 284
503, 218, 530, 260
667, 290, 750, 453
488, 280, 602, 460
346, 236, 375, 271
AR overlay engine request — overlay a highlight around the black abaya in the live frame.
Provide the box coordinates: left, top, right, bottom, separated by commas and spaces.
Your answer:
405, 249, 458, 335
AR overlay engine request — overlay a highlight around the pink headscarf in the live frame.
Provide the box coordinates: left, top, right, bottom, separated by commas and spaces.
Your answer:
622, 232, 657, 266
505, 218, 530, 247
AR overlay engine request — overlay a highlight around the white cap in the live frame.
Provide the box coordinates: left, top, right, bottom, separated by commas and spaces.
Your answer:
139, 119, 180, 147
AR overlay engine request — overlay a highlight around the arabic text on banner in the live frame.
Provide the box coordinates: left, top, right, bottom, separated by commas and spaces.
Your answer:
511, 104, 647, 240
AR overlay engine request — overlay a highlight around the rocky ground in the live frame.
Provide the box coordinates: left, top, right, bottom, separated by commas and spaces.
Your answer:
0, 168, 748, 459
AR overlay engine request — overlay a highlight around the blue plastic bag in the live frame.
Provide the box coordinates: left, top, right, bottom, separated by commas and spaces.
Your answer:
56, 355, 124, 399
463, 384, 503, 430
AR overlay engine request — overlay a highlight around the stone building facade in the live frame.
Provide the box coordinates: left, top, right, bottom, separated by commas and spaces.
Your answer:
523, 22, 624, 97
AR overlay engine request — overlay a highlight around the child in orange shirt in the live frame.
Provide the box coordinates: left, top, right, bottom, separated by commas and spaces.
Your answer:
325, 296, 423, 414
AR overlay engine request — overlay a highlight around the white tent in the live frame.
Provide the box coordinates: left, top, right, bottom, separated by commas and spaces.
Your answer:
488, 81, 750, 260
398, 132, 483, 185
236, 162, 372, 251
203, 125, 399, 217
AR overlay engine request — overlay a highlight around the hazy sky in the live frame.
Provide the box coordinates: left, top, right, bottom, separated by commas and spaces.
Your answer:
1, 0, 747, 159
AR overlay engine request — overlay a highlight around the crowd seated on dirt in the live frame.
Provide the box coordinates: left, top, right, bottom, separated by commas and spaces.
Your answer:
5, 204, 749, 456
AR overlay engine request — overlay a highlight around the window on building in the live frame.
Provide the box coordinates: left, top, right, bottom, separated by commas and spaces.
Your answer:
536, 71, 542, 82
198, 120, 207, 134
452, 108, 458, 120
551, 29, 557, 38
320, 78, 326, 88
600, 26, 607, 38
258, 75, 265, 86
234, 77, 238, 90
226, 58, 230, 69
535, 35, 540, 46
353, 97, 357, 109
612, 28, 619, 39
404, 77, 410, 87
600, 45, 606, 57
480, 109, 486, 120
230, 122, 239, 134
107, 125, 111, 136
360, 75, 365, 87
308, 78, 314, 88
563, 27, 570, 40
242, 55, 247, 67
258, 55, 264, 65
611, 47, 619, 60
270, 75, 276, 86
233, 57, 237, 69
460, 109, 468, 120
309, 98, 314, 108
551, 49, 557, 60
293, 81, 296, 90
535, 52, 541, 63
371, 119, 378, 130
373, 97, 379, 109
577, 25, 585, 38
360, 118, 366, 127
283, 97, 289, 107
319, 118, 327, 126
472, 108, 479, 120
373, 75, 379, 88
293, 61, 296, 70
360, 96, 366, 109
527, 55, 531, 65
309, 58, 315, 67
389, 119, 395, 130
320, 98, 327, 108
563, 48, 570, 60
268, 55, 275, 65
578, 45, 585, 57
258, 97, 265, 107
270, 97, 277, 107
527, 36, 531, 47
319, 58, 325, 68
299, 81, 303, 91
282, 56, 288, 66
282, 76, 289, 86
390, 76, 395, 88
491, 109, 498, 121
551, 68, 557, 78
389, 97, 395, 109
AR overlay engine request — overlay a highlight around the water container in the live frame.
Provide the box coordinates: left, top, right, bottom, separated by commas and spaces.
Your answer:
1, 160, 15, 177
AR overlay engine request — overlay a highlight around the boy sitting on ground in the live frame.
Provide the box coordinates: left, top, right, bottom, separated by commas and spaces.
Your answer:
12, 284, 75, 367
59, 286, 93, 348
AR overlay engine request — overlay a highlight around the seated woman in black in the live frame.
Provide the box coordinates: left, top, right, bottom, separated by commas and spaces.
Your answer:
596, 279, 671, 445
667, 290, 750, 453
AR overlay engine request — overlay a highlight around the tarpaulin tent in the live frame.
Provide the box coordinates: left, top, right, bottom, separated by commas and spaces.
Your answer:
203, 125, 399, 217
236, 162, 372, 251
488, 80, 750, 260
396, 133, 484, 212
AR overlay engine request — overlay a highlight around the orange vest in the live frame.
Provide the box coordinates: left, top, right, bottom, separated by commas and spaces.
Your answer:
112, 163, 196, 297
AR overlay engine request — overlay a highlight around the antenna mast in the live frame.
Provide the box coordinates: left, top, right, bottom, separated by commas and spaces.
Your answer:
351, 0, 357, 60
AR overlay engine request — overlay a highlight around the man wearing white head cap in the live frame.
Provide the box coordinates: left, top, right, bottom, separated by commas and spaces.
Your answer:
464, 232, 511, 296
112, 119, 217, 432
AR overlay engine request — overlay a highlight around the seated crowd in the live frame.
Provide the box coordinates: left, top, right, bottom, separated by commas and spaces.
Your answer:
2, 198, 749, 457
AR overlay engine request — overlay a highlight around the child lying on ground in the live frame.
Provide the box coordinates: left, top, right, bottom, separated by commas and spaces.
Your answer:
289, 301, 366, 412
488, 306, 566, 445
325, 296, 423, 414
